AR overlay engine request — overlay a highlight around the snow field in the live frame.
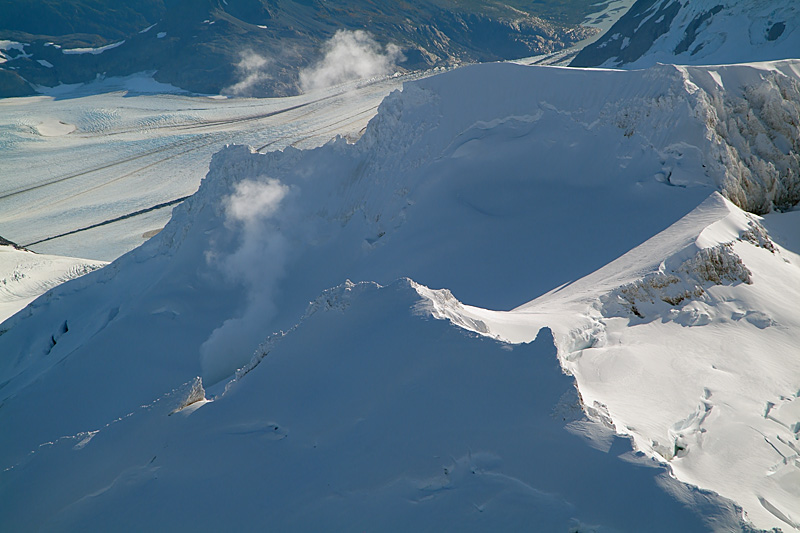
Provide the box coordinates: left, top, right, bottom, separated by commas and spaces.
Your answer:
0, 246, 106, 323
0, 281, 741, 531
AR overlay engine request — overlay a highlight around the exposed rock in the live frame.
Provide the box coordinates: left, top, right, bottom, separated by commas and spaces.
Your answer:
601, 243, 751, 320
0, 69, 34, 97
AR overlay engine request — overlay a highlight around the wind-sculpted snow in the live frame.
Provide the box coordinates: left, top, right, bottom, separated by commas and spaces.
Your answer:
653, 61, 800, 214
1, 60, 800, 530
701, 67, 800, 213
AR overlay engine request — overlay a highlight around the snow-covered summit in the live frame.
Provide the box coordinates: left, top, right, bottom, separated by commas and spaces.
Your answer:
571, 0, 800, 69
2, 58, 800, 530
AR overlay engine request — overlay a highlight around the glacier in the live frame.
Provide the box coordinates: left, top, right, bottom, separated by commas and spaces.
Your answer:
0, 71, 421, 262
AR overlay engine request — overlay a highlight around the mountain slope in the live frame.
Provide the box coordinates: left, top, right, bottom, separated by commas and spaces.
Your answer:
444, 193, 800, 530
0, 281, 743, 531
0, 0, 597, 98
1, 60, 799, 529
0, 0, 164, 41
571, 0, 800, 68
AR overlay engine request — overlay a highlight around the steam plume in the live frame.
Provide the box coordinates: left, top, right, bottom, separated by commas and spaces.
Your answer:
299, 30, 403, 92
199, 179, 290, 384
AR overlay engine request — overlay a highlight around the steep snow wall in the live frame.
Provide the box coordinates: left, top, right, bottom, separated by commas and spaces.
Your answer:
686, 62, 800, 213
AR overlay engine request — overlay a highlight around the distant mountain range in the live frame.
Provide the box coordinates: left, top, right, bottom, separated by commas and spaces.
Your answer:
571, 0, 799, 68
0, 0, 598, 97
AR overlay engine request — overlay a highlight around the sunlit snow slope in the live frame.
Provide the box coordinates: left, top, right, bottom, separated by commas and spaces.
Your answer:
0, 244, 105, 322
1, 60, 799, 530
449, 192, 800, 530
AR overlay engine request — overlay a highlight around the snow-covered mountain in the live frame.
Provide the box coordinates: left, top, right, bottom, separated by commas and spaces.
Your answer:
2, 56, 800, 530
571, 0, 800, 68
444, 191, 800, 530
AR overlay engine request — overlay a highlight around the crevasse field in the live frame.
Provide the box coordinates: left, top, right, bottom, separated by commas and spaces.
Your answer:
2, 5, 800, 531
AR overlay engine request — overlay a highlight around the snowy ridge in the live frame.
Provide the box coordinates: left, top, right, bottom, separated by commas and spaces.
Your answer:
165, 62, 800, 528
411, 190, 800, 530
462, 194, 800, 531
412, 281, 493, 338
158, 60, 800, 256
598, 204, 760, 321
572, 0, 800, 69
234, 279, 383, 380
0, 278, 745, 531
2, 59, 800, 530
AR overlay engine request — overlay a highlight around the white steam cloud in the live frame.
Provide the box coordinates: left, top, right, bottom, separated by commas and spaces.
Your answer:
200, 178, 290, 385
224, 50, 273, 97
299, 30, 404, 93
225, 179, 288, 224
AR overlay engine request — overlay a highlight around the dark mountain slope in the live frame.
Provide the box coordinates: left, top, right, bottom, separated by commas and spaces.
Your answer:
0, 0, 598, 97
571, 0, 799, 68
